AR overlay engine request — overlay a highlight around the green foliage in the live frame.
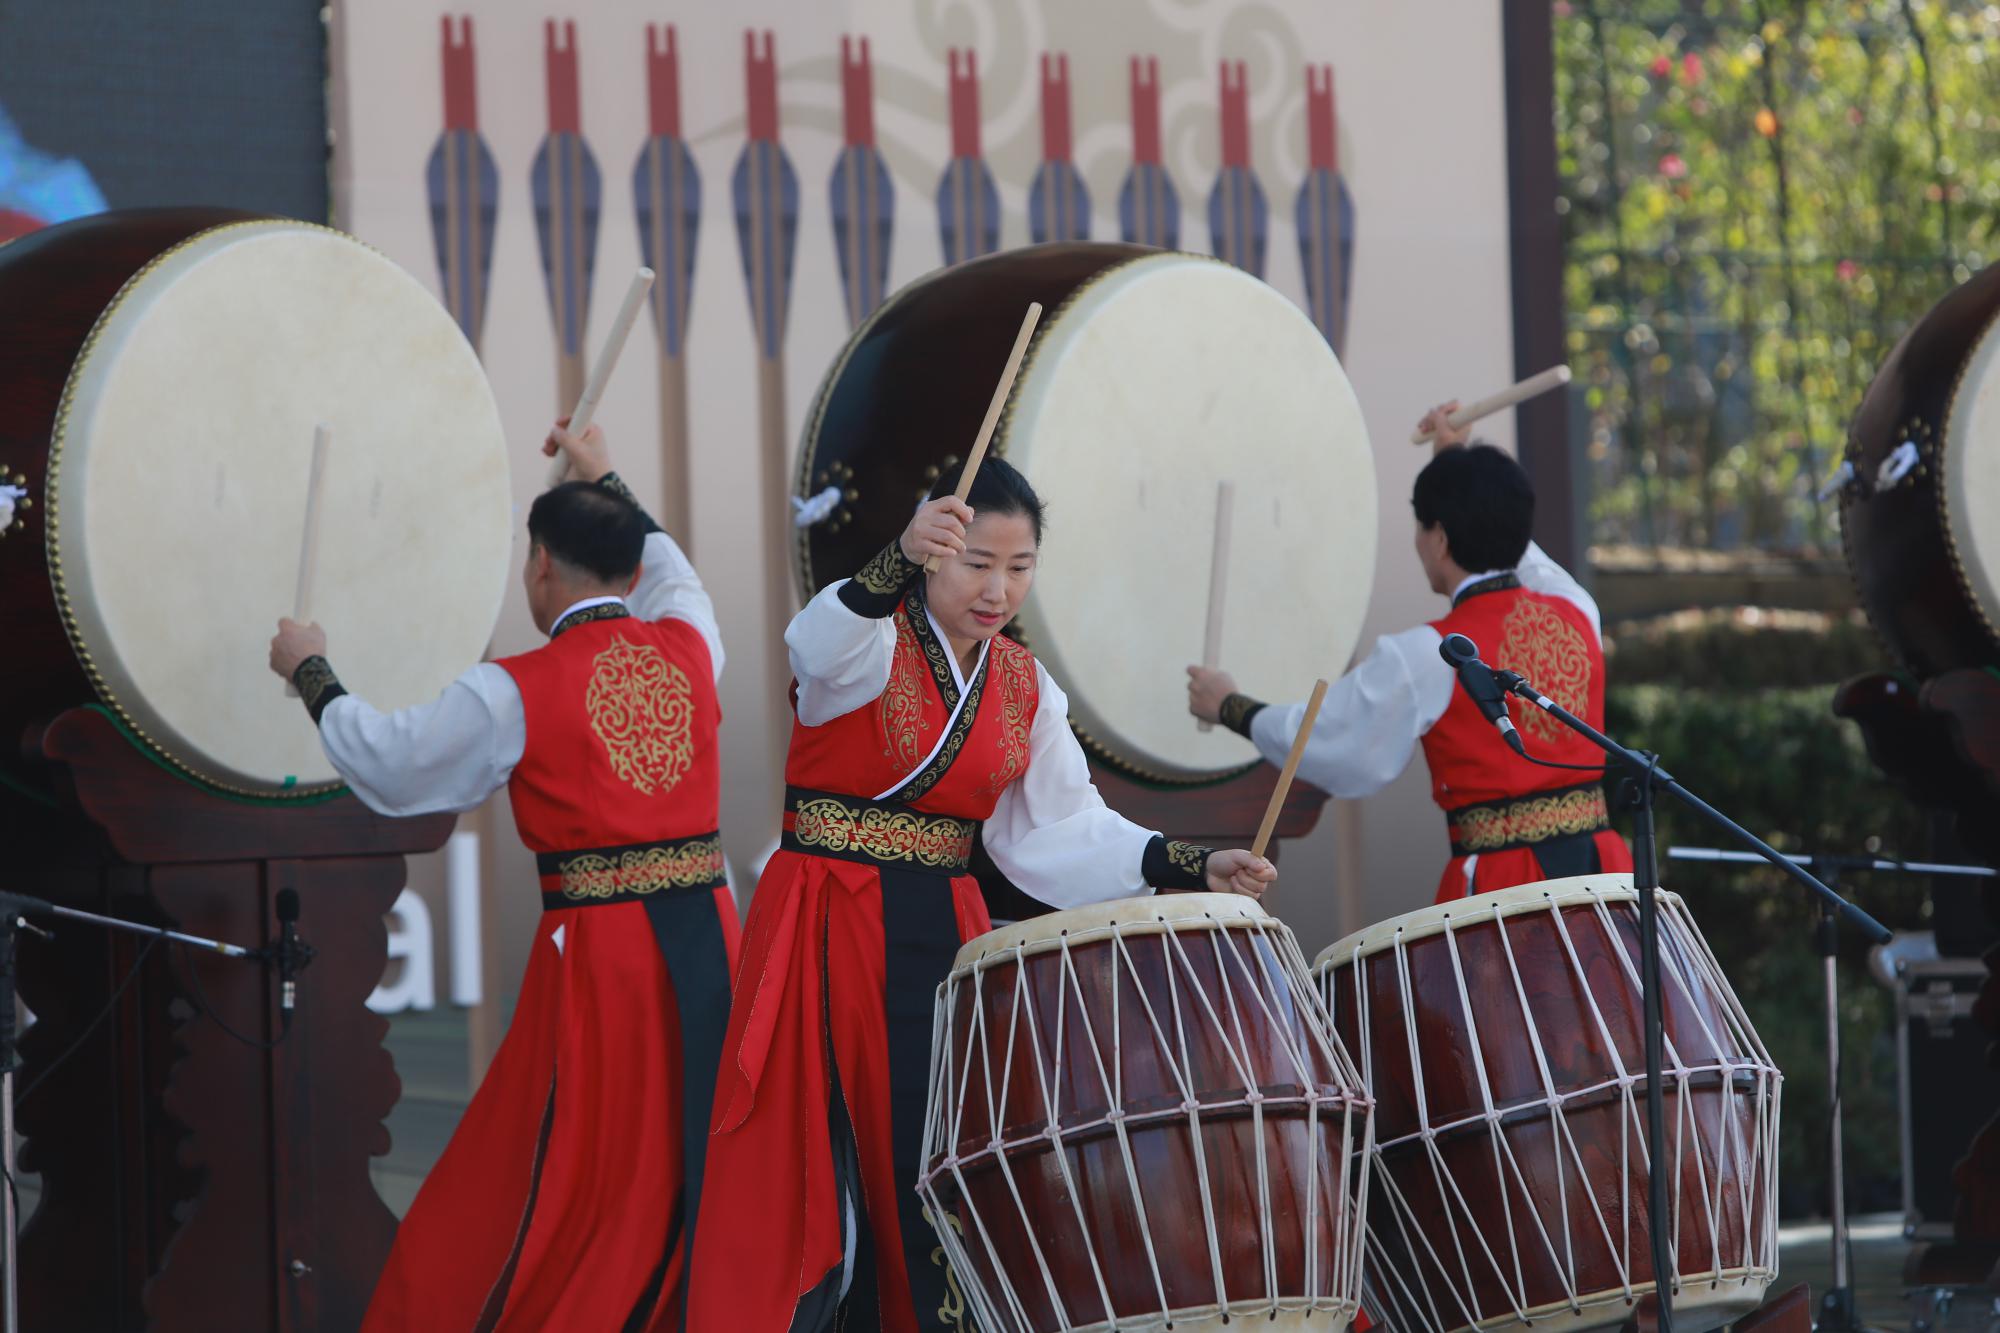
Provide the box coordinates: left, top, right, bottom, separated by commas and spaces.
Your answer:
1605, 606, 1888, 686
1557, 1, 2000, 554
1607, 676, 1930, 1209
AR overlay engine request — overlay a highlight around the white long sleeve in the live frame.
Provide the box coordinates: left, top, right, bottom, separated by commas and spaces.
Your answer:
318, 663, 525, 817
630, 530, 725, 683
1248, 626, 1451, 799
319, 522, 723, 817
984, 666, 1158, 907
1244, 543, 1601, 797
786, 579, 898, 727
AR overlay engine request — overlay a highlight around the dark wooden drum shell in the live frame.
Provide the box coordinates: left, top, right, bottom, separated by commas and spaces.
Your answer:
921, 896, 1369, 1331
0, 209, 257, 777
1843, 262, 2000, 679
1318, 879, 1781, 1333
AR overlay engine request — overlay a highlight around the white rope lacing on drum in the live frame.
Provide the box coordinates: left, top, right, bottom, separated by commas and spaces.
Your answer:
923, 913, 1369, 1332
1495, 900, 1589, 1314
1588, 892, 1699, 1301
1339, 886, 1784, 1333
945, 953, 1035, 1332
1335, 938, 1454, 1333
1259, 920, 1369, 1315
1548, 891, 1644, 1303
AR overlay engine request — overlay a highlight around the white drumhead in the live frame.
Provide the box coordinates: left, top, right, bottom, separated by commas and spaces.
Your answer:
1312, 873, 1665, 969
952, 891, 1274, 971
1946, 313, 2000, 640
50, 221, 511, 794
1004, 254, 1375, 782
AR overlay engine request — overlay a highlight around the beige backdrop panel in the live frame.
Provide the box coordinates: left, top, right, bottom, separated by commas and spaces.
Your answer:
331, 0, 1516, 1016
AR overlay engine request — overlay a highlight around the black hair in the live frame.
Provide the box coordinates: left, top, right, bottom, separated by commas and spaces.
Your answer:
927, 454, 1046, 543
1410, 444, 1536, 574
526, 481, 649, 583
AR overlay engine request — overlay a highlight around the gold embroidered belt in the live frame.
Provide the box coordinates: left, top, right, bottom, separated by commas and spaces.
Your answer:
781, 787, 977, 876
536, 831, 728, 909
1446, 783, 1611, 857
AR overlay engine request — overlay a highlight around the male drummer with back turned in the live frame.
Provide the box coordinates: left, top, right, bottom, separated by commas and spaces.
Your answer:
1187, 404, 1633, 902
266, 422, 735, 1331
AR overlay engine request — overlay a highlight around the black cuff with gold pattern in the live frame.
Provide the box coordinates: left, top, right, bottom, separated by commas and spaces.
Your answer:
1218, 693, 1266, 740
838, 541, 923, 618
292, 656, 348, 726
1143, 835, 1214, 891
596, 471, 664, 535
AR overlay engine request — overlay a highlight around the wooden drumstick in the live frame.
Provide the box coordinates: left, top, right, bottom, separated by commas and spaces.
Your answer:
1409, 364, 1572, 445
1250, 678, 1328, 860
1197, 480, 1235, 733
923, 302, 1043, 574
283, 423, 333, 697
544, 266, 657, 488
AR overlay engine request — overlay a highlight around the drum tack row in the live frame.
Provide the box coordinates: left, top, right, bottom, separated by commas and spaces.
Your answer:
919, 877, 1780, 1333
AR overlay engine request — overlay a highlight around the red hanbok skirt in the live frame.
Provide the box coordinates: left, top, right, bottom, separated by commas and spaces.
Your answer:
688, 849, 992, 1333
362, 886, 738, 1332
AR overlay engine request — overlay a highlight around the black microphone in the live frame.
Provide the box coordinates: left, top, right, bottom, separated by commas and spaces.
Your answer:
275, 889, 311, 1029
1438, 633, 1527, 757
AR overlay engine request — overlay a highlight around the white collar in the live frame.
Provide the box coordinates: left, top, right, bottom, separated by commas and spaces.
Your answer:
1451, 570, 1506, 602
552, 594, 626, 628
925, 604, 990, 691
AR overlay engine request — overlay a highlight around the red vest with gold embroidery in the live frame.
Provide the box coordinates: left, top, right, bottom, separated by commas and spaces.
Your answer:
1421, 578, 1604, 812
784, 596, 1039, 822
498, 610, 721, 885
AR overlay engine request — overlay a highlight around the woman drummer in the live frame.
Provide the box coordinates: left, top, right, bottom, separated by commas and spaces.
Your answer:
688, 458, 1275, 1333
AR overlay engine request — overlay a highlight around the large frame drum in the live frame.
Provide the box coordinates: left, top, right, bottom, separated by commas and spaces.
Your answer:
1314, 876, 1781, 1333
1844, 261, 2000, 678
919, 893, 1371, 1333
0, 209, 511, 796
795, 242, 1375, 785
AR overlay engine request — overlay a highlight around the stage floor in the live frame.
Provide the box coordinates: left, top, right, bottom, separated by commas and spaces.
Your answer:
11, 1005, 1990, 1330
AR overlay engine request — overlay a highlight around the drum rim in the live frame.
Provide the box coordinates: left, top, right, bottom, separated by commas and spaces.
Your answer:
1941, 304, 2000, 653
951, 890, 1275, 971
1311, 873, 1679, 969
791, 245, 1277, 788
791, 255, 957, 605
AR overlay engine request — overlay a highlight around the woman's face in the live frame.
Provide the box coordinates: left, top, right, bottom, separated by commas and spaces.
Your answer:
923, 509, 1038, 644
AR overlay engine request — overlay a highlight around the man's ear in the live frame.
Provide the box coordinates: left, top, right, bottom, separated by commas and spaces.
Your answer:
623, 564, 641, 596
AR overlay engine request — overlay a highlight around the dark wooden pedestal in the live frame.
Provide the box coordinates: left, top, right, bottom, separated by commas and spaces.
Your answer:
1835, 671, 2000, 1271
4, 708, 452, 1333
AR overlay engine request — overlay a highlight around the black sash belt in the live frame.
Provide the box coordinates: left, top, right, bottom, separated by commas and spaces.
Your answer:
780, 786, 977, 877
1446, 783, 1611, 858
534, 830, 727, 910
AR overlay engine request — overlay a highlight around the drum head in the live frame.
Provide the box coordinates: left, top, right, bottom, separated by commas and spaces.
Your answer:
49, 221, 511, 794
798, 246, 1376, 785
1946, 313, 2000, 644
1314, 872, 1648, 968
953, 890, 1274, 970
1008, 255, 1374, 781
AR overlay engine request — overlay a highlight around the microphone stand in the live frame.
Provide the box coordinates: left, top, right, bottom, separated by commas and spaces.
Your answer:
0, 890, 278, 1333
1479, 662, 1891, 1333
1668, 847, 1992, 1333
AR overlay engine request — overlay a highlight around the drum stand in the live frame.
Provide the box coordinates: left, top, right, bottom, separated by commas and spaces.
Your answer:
0, 889, 275, 1333
1669, 848, 1996, 1333
1487, 662, 1892, 1333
